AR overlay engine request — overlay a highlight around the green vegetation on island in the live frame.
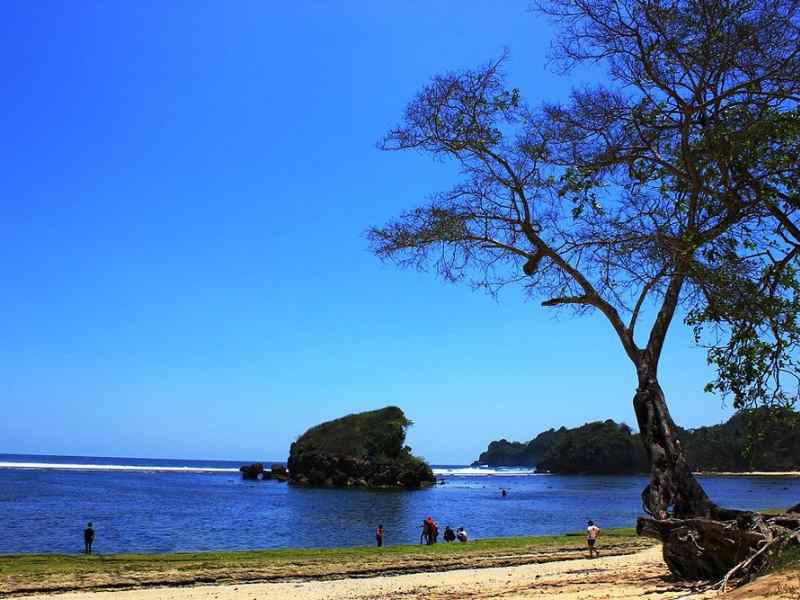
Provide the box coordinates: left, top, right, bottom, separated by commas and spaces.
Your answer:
681, 408, 800, 473
287, 406, 434, 488
476, 408, 800, 474
536, 421, 647, 475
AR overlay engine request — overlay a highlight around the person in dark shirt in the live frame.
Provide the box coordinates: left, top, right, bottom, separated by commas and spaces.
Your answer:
375, 524, 384, 547
83, 523, 95, 555
443, 525, 456, 542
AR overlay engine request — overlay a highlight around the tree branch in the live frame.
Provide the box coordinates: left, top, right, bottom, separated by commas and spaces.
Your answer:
541, 295, 592, 307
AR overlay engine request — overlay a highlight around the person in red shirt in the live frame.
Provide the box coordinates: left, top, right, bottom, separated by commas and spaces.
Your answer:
424, 517, 435, 545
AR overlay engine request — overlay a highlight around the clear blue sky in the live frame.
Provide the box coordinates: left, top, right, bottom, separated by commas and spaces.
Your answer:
0, 1, 734, 464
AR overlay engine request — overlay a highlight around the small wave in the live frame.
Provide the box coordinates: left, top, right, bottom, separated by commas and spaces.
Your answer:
433, 467, 538, 477
0, 462, 239, 473
1, 462, 539, 477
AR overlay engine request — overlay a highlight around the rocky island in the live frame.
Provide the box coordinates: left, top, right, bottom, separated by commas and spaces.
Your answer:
287, 406, 435, 488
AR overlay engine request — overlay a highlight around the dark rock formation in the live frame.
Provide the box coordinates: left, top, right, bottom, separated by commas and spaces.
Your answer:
287, 406, 434, 489
239, 463, 289, 482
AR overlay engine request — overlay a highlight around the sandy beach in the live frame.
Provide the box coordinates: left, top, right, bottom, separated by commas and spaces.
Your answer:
12, 544, 798, 600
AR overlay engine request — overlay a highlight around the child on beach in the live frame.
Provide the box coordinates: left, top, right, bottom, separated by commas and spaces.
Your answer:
586, 520, 600, 558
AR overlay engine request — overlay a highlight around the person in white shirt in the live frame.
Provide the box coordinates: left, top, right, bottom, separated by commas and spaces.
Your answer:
456, 527, 468, 542
586, 520, 600, 558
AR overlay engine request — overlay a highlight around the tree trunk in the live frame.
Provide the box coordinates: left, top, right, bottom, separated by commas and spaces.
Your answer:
633, 371, 720, 519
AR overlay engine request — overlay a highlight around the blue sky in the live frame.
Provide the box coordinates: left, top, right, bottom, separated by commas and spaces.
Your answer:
0, 1, 734, 464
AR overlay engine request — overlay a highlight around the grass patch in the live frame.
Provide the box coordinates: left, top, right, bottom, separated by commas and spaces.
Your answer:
0, 529, 645, 595
763, 544, 800, 575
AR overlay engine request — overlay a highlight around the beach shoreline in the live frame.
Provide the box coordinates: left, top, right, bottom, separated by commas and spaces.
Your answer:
3, 528, 798, 599
8, 543, 799, 600
1, 531, 652, 596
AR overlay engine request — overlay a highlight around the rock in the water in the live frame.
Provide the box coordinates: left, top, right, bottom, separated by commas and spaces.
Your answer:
287, 406, 434, 489
240, 463, 265, 480
239, 463, 289, 482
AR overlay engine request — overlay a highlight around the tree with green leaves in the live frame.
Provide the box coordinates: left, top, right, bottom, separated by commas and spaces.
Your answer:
687, 108, 800, 412
369, 0, 800, 582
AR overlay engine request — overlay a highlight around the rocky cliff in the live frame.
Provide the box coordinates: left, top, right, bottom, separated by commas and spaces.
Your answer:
287, 406, 435, 488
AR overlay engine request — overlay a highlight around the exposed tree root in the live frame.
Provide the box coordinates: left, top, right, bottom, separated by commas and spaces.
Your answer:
637, 511, 800, 588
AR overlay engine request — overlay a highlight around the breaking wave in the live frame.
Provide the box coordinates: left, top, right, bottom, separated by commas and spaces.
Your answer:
433, 466, 538, 477
0, 461, 239, 473
0, 460, 537, 477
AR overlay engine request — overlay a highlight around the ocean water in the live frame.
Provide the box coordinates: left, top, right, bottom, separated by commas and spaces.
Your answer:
1, 453, 798, 555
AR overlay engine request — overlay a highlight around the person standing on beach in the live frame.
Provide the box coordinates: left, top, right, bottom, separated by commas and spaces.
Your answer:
586, 520, 600, 558
423, 517, 435, 545
375, 524, 384, 547
83, 523, 95, 555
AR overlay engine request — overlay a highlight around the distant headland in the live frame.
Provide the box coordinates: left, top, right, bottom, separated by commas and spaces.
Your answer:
474, 407, 800, 475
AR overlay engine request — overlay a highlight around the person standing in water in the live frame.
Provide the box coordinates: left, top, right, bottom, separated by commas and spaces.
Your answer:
375, 524, 384, 547
586, 520, 600, 558
83, 523, 95, 555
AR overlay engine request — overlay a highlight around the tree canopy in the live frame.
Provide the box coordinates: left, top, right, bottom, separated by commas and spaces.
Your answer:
369, 0, 800, 523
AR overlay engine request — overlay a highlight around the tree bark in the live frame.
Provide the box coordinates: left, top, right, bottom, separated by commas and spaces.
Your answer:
633, 370, 719, 520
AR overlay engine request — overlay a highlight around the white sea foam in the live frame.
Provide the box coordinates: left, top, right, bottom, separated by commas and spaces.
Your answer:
0, 462, 239, 473
433, 466, 538, 477
0, 462, 538, 477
